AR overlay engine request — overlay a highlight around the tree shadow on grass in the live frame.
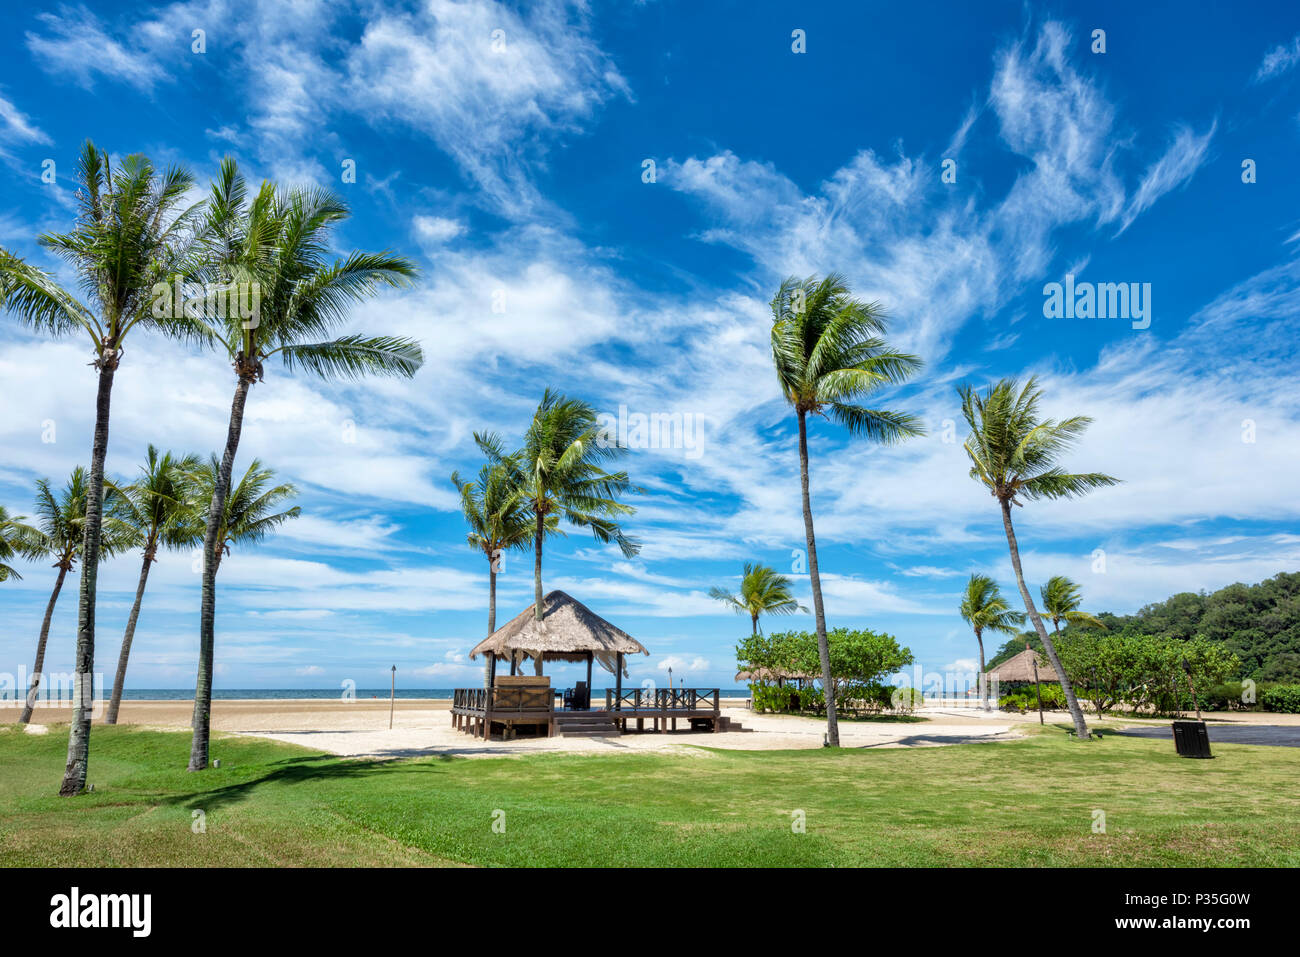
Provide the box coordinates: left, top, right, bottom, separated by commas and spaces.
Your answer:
157, 753, 456, 813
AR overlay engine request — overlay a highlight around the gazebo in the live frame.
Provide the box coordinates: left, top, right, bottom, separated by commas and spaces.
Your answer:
451, 590, 724, 739
734, 667, 820, 688
983, 648, 1059, 685
469, 590, 649, 696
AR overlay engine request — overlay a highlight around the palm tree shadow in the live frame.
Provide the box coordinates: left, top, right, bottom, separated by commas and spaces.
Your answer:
160, 753, 454, 813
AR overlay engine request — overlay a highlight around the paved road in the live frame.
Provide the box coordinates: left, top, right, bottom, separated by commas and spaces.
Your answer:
1115, 723, 1300, 748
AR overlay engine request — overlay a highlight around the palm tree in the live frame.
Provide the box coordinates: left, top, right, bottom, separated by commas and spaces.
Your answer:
958, 574, 1026, 710
186, 160, 421, 772
958, 376, 1119, 739
709, 563, 808, 635
769, 274, 923, 746
492, 391, 640, 675
0, 143, 204, 794
19, 469, 131, 723
1040, 575, 1106, 635
103, 447, 204, 724
188, 456, 301, 575
451, 450, 540, 686
0, 506, 40, 582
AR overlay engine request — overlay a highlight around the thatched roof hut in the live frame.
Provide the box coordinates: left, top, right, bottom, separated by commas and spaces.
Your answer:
734, 667, 820, 684
469, 590, 649, 677
984, 648, 1059, 683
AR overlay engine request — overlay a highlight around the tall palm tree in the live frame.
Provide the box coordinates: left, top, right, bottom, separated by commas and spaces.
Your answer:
0, 143, 205, 794
19, 469, 131, 723
958, 574, 1026, 710
770, 274, 923, 746
958, 376, 1119, 739
186, 160, 421, 772
0, 506, 40, 582
451, 449, 541, 686
491, 391, 639, 675
709, 563, 808, 635
1040, 575, 1106, 635
103, 447, 204, 724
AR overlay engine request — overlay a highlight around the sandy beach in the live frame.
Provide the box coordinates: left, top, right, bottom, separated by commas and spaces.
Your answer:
9, 697, 1031, 758
20, 697, 1294, 759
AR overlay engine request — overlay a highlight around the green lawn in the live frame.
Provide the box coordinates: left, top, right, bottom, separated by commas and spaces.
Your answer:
2, 723, 1298, 867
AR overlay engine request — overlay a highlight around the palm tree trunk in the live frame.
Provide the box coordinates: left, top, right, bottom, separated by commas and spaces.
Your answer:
751, 614, 758, 636
975, 629, 988, 711
20, 564, 69, 724
999, 499, 1089, 738
189, 377, 251, 771
484, 559, 497, 690
532, 510, 544, 677
60, 362, 115, 796
106, 549, 153, 725
797, 409, 838, 747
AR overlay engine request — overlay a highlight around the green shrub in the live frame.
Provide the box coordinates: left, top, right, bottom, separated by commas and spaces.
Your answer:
1261, 685, 1300, 713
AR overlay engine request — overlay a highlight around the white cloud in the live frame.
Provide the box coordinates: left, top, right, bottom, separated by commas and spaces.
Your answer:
0, 94, 51, 145
1253, 34, 1300, 82
413, 215, 466, 244
26, 7, 169, 92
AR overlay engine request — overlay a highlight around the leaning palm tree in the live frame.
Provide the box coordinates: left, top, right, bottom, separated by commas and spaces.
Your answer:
490, 391, 640, 675
1040, 575, 1106, 635
0, 505, 40, 582
958, 376, 1119, 739
709, 563, 808, 635
770, 274, 924, 746
185, 159, 421, 772
103, 447, 204, 724
19, 469, 132, 723
958, 574, 1026, 710
451, 451, 542, 686
0, 143, 205, 794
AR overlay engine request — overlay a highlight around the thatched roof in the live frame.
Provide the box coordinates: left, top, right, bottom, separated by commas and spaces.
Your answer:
984, 648, 1060, 683
735, 667, 820, 683
469, 590, 649, 675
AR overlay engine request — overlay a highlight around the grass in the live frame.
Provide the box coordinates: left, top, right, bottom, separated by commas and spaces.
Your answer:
2, 723, 1298, 867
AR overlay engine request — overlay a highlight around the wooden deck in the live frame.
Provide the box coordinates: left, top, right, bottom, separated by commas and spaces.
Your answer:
450, 686, 723, 739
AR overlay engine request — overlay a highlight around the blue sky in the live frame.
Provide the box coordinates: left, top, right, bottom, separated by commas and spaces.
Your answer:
2, 0, 1300, 693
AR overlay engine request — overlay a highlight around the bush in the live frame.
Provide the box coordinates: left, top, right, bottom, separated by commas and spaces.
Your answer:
998, 684, 1064, 712
1261, 685, 1300, 714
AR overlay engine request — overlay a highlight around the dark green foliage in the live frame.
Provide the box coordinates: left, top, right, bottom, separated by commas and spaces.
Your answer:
1261, 685, 1300, 713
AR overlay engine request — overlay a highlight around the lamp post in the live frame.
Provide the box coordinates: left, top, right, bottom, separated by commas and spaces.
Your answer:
389, 665, 396, 730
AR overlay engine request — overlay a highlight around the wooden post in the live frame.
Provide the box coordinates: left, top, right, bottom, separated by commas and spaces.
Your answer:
615, 652, 623, 714
489, 654, 497, 689
389, 665, 396, 729
586, 651, 593, 708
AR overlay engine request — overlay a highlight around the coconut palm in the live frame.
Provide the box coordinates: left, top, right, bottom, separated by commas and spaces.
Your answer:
0, 506, 40, 582
18, 469, 132, 723
488, 391, 639, 675
103, 447, 204, 724
187, 457, 301, 574
0, 143, 205, 794
1040, 575, 1106, 635
451, 449, 545, 686
770, 274, 924, 746
958, 574, 1026, 710
709, 563, 808, 635
185, 159, 421, 772
958, 376, 1119, 739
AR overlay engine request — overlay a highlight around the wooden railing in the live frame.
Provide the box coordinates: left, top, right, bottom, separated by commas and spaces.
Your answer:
605, 688, 719, 712
452, 686, 553, 715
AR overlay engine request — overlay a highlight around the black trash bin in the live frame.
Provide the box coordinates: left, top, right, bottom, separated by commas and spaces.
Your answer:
1172, 720, 1213, 759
